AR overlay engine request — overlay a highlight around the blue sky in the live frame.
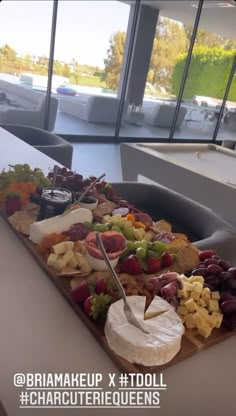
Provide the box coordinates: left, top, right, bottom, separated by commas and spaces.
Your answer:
0, 0, 130, 68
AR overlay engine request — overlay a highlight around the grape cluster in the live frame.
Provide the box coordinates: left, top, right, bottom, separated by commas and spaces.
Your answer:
48, 167, 110, 196
0, 164, 50, 190
191, 250, 236, 294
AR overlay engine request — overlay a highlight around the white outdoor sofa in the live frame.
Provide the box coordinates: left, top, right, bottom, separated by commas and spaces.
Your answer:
144, 103, 187, 128
0, 80, 59, 131
59, 95, 129, 123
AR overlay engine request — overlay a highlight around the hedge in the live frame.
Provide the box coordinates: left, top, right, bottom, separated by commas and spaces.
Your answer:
172, 46, 236, 101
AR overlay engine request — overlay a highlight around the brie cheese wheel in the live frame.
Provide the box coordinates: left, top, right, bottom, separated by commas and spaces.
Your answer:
29, 208, 92, 244
105, 296, 184, 366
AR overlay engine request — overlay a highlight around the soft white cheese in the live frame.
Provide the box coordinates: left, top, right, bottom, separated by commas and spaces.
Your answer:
105, 296, 184, 366
29, 208, 92, 244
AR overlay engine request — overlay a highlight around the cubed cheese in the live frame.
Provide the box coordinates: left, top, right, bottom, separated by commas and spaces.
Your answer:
191, 276, 205, 284
197, 307, 215, 328
180, 298, 187, 305
197, 298, 207, 307
208, 299, 220, 313
192, 312, 205, 329
211, 311, 223, 328
183, 282, 194, 291
47, 253, 58, 267
64, 241, 74, 251
198, 324, 212, 339
211, 291, 220, 301
185, 314, 195, 329
54, 257, 67, 271
62, 251, 74, 266
52, 242, 66, 255
185, 298, 198, 313
177, 306, 188, 315
191, 291, 200, 301
68, 255, 78, 269
192, 282, 204, 295
177, 289, 189, 299
201, 287, 211, 302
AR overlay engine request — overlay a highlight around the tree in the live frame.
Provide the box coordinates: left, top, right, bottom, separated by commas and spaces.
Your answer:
184, 25, 236, 50
148, 18, 188, 90
103, 31, 126, 90
0, 44, 17, 62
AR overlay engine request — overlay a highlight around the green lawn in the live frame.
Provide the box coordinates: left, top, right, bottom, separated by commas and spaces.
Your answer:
76, 76, 106, 88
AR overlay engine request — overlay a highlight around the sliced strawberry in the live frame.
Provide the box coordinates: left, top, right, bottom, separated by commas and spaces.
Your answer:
146, 257, 162, 274
161, 252, 174, 268
119, 255, 142, 275
71, 281, 90, 303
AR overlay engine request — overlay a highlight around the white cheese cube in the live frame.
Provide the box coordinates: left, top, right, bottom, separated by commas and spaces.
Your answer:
52, 242, 66, 255
62, 251, 74, 266
47, 253, 58, 267
64, 241, 74, 252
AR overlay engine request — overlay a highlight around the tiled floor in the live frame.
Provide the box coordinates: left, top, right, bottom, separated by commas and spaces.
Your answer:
54, 111, 235, 141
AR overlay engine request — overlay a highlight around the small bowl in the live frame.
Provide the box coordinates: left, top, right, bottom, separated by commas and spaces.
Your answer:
78, 196, 98, 211
86, 252, 119, 271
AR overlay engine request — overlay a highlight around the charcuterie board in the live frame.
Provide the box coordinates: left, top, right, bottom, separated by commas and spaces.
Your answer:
1, 203, 235, 375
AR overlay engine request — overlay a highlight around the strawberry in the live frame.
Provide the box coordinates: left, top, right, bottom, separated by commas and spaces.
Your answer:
84, 295, 93, 316
71, 281, 90, 303
161, 252, 174, 268
119, 255, 142, 275
199, 250, 215, 262
95, 278, 108, 294
146, 257, 161, 274
84, 293, 114, 320
5, 192, 22, 216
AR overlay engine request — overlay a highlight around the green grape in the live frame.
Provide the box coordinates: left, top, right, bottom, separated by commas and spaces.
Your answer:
112, 220, 124, 230
126, 241, 136, 251
152, 241, 167, 255
136, 247, 147, 259
23, 164, 30, 171
84, 221, 94, 231
134, 240, 148, 250
93, 223, 107, 232
122, 227, 135, 240
111, 225, 123, 233
13, 164, 24, 172
147, 249, 160, 258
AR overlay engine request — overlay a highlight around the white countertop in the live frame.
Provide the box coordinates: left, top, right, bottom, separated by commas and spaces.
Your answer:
0, 128, 235, 416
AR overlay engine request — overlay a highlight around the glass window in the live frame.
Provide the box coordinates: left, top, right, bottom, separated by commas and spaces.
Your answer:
0, 1, 53, 129
119, 0, 197, 140
54, 0, 130, 136
174, 3, 236, 141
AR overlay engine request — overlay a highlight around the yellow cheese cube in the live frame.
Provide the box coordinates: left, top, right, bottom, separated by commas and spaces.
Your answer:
185, 298, 198, 313
211, 291, 220, 301
63, 241, 74, 251
192, 276, 205, 284
54, 257, 67, 271
180, 298, 187, 305
68, 255, 78, 269
192, 312, 205, 329
185, 314, 195, 329
177, 289, 189, 299
208, 300, 220, 313
198, 324, 212, 339
187, 276, 195, 283
211, 311, 223, 328
47, 253, 58, 267
192, 282, 204, 295
52, 242, 66, 255
62, 251, 74, 266
183, 282, 194, 291
191, 291, 200, 301
177, 306, 189, 315
197, 307, 215, 328
201, 287, 211, 302
197, 298, 207, 307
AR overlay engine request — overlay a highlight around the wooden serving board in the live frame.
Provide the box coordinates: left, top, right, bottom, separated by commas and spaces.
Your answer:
1, 212, 236, 374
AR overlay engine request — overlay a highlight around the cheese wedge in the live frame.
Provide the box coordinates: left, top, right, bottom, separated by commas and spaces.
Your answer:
29, 208, 92, 244
105, 296, 184, 366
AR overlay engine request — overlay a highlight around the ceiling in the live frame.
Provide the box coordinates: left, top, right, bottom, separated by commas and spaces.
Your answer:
121, 0, 236, 40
